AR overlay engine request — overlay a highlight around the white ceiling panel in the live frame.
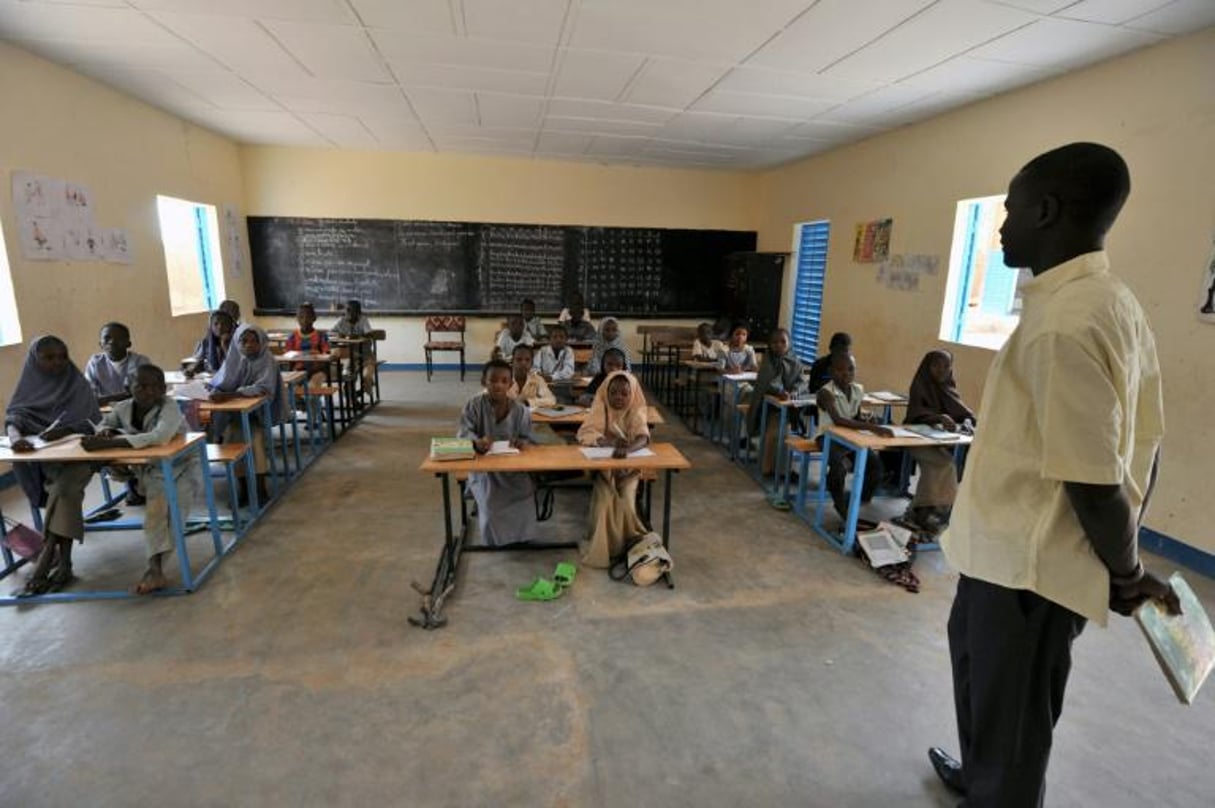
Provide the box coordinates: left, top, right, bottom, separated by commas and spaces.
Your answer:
1123, 0, 1215, 34
536, 131, 593, 154
822, 0, 1038, 82
1057, 0, 1174, 25
898, 55, 1057, 95
623, 58, 729, 108
149, 11, 309, 78
463, 0, 569, 45
348, 0, 454, 33
968, 16, 1164, 69
406, 88, 479, 125
543, 116, 662, 136
262, 20, 390, 81
715, 66, 881, 102
748, 0, 935, 74
0, 1, 179, 44
131, 0, 356, 24
298, 112, 379, 146
545, 98, 675, 124
4, 0, 1211, 167
552, 48, 644, 101
691, 90, 835, 119
369, 30, 554, 73
164, 70, 281, 110
476, 93, 546, 127
391, 62, 550, 95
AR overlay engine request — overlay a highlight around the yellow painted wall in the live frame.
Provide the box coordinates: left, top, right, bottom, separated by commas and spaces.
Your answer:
0, 42, 252, 401
758, 28, 1215, 550
241, 147, 759, 361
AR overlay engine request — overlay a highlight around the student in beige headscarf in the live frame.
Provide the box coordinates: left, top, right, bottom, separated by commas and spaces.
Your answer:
576, 371, 650, 568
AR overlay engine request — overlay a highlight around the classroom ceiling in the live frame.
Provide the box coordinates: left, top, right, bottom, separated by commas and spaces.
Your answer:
2, 0, 1212, 170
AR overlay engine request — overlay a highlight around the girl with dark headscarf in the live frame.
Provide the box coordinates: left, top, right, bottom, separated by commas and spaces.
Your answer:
4, 336, 100, 595
903, 350, 975, 531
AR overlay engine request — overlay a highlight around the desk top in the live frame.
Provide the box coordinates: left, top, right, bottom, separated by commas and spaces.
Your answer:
0, 432, 204, 465
529, 406, 665, 426
682, 360, 720, 371
764, 394, 815, 409
863, 393, 909, 407
788, 424, 974, 452
198, 395, 268, 413
419, 442, 690, 474
280, 370, 307, 385
276, 352, 337, 363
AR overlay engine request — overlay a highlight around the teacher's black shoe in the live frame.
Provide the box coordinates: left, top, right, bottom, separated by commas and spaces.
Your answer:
928, 747, 966, 795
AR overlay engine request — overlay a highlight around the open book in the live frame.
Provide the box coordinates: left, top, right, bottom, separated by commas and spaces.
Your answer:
856, 524, 911, 568
1134, 573, 1214, 704
723, 372, 758, 381
172, 380, 213, 401
580, 447, 655, 460
867, 391, 906, 403
487, 440, 520, 456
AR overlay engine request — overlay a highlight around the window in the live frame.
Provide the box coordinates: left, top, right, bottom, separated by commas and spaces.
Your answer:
939, 194, 1028, 351
157, 195, 225, 316
0, 220, 21, 347
790, 220, 830, 363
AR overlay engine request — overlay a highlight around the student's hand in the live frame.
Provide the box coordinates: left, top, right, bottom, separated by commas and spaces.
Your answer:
95, 428, 118, 438
82, 435, 123, 452
597, 437, 613, 448
10, 437, 34, 453
938, 414, 957, 432
612, 444, 628, 459
209, 391, 235, 402
41, 427, 73, 442
776, 390, 791, 402
473, 437, 493, 454
871, 425, 894, 438
511, 438, 528, 451
1111, 569, 1182, 617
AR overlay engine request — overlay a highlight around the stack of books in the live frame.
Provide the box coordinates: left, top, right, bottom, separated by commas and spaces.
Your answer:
429, 437, 475, 461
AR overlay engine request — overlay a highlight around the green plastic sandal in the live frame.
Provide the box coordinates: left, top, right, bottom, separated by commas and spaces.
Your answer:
516, 577, 562, 601
553, 562, 577, 588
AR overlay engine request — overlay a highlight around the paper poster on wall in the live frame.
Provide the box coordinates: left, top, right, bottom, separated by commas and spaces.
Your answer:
103, 228, 133, 264
223, 203, 244, 276
875, 254, 940, 292
853, 218, 892, 263
12, 171, 64, 220
64, 225, 106, 261
62, 181, 95, 228
1198, 238, 1215, 323
17, 216, 64, 261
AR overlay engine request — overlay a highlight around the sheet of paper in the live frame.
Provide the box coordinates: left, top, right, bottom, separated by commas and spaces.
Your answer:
579, 447, 656, 460
533, 406, 584, 418
172, 380, 213, 401
885, 426, 929, 439
868, 391, 906, 402
724, 372, 757, 381
1, 434, 82, 450
487, 440, 520, 456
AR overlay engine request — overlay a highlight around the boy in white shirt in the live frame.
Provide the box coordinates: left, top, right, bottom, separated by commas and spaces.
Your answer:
493, 314, 534, 361
536, 324, 575, 381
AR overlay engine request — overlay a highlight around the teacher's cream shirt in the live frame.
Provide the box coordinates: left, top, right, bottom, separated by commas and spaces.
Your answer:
942, 252, 1164, 626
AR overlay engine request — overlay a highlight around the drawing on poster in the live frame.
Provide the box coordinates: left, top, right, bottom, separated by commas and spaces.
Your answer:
18, 216, 64, 260
10, 170, 128, 263
854, 218, 893, 263
876, 254, 940, 292
1199, 238, 1215, 323
223, 203, 244, 276
104, 229, 133, 264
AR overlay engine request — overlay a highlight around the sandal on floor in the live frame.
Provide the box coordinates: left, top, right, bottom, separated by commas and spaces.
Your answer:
768, 495, 791, 511
516, 577, 563, 601
85, 508, 122, 524
553, 562, 577, 588
16, 576, 51, 598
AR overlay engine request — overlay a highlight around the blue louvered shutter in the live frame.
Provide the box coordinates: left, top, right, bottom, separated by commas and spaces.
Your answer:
790, 221, 830, 363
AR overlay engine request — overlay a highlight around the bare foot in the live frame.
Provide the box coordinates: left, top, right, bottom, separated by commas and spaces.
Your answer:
131, 569, 168, 596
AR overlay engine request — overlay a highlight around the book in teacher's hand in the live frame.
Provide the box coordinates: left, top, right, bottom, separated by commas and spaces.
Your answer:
429, 437, 475, 461
1134, 573, 1215, 705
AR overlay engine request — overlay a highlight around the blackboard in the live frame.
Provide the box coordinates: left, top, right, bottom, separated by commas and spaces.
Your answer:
248, 217, 757, 316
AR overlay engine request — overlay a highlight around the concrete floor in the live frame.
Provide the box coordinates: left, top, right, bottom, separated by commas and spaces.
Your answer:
1, 370, 1212, 807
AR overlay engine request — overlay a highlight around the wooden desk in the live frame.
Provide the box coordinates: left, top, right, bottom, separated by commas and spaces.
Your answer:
862, 393, 909, 424
528, 405, 664, 427
412, 442, 692, 629
0, 433, 228, 604
794, 425, 972, 555
755, 395, 818, 500
197, 395, 275, 507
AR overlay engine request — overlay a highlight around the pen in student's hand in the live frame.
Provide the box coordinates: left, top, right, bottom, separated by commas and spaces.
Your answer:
38, 412, 65, 437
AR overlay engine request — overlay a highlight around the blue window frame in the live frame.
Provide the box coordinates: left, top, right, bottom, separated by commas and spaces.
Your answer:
790, 220, 830, 363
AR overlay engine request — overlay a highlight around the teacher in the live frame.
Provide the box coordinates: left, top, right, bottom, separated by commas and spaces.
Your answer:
927, 142, 1181, 806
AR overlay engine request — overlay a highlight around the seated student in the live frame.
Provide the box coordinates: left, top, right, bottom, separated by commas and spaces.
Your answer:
808, 332, 852, 394
508, 344, 557, 407
558, 291, 591, 325
82, 365, 201, 595
576, 371, 651, 568
746, 328, 807, 477
902, 349, 975, 532
207, 324, 283, 505
815, 353, 888, 521
493, 314, 534, 361
578, 347, 627, 407
330, 299, 372, 337
717, 324, 758, 373
189, 310, 236, 376
564, 307, 597, 343
691, 322, 724, 361
536, 323, 575, 382
283, 302, 331, 386
587, 316, 632, 374
83, 322, 151, 405
458, 360, 536, 546
521, 298, 546, 341
218, 299, 241, 325
5, 336, 100, 597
